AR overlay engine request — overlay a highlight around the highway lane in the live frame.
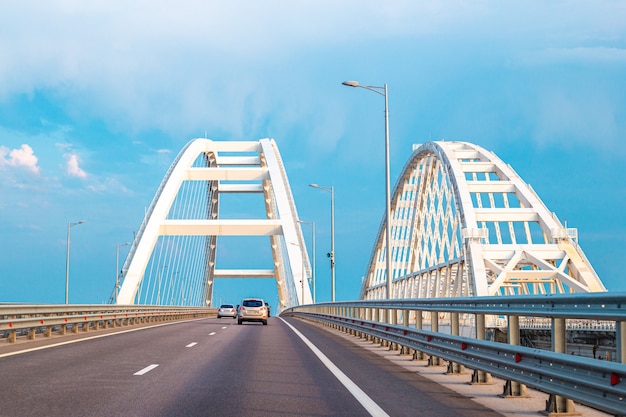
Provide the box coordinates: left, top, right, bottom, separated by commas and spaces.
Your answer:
0, 316, 504, 417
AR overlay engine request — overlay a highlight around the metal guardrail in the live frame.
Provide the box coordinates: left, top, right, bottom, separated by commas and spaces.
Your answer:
0, 305, 216, 343
281, 293, 626, 416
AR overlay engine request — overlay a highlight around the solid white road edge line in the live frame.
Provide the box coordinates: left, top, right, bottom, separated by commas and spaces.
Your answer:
0, 318, 207, 359
134, 364, 159, 376
279, 317, 390, 417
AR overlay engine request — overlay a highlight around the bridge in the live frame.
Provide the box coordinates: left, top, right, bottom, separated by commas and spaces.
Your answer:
114, 138, 606, 309
1, 138, 625, 416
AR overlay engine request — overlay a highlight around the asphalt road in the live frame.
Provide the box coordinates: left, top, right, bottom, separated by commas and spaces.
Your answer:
0, 316, 504, 417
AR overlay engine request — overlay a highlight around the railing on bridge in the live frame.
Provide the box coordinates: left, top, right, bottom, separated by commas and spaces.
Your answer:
282, 292, 626, 416
0, 305, 215, 344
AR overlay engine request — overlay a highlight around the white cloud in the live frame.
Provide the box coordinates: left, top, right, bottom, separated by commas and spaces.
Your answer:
0, 144, 40, 174
86, 177, 132, 194
5, 0, 622, 141
66, 153, 87, 178
513, 47, 626, 67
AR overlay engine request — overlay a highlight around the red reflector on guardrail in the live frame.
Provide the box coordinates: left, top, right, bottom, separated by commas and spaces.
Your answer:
427, 336, 432, 342
40, 320, 44, 325
461, 342, 467, 350
403, 330, 407, 335
611, 373, 620, 386
515, 353, 522, 363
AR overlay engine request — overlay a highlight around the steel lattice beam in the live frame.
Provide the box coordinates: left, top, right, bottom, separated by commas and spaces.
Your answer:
361, 141, 606, 299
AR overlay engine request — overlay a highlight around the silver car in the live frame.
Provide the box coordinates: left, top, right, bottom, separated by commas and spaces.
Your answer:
237, 298, 268, 325
217, 304, 237, 319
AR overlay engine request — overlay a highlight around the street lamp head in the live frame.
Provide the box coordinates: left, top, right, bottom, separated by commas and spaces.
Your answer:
309, 183, 319, 188
342, 80, 360, 87
78, 220, 86, 224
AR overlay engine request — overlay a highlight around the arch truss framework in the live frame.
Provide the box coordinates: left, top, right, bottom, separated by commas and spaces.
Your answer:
117, 138, 312, 309
361, 141, 606, 300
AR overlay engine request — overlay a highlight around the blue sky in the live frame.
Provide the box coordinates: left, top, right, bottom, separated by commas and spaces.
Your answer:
1, 1, 625, 305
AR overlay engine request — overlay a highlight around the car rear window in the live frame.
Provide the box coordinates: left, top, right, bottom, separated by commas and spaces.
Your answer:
243, 300, 263, 307
220, 304, 234, 308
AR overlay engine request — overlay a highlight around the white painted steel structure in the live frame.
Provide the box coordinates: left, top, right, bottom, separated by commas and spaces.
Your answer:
361, 141, 606, 300
116, 138, 312, 309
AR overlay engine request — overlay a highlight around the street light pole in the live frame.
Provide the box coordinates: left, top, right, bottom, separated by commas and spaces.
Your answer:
65, 220, 85, 304
115, 242, 131, 304
342, 80, 393, 300
289, 241, 306, 305
309, 184, 335, 301
298, 220, 316, 303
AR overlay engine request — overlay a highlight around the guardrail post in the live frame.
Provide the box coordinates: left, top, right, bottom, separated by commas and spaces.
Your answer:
348, 307, 355, 335
447, 312, 464, 374
380, 308, 392, 348
545, 318, 576, 414
400, 309, 410, 354
471, 314, 492, 384
502, 315, 527, 397
413, 310, 425, 360
618, 321, 626, 364
364, 307, 372, 341
428, 312, 442, 366
374, 308, 382, 345
389, 309, 398, 351
8, 329, 16, 343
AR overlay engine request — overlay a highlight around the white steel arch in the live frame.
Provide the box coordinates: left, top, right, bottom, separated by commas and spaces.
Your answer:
361, 141, 606, 300
116, 138, 312, 309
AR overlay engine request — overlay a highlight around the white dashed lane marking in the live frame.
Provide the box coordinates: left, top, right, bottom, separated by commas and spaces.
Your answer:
209, 332, 216, 336
134, 364, 159, 376
186, 342, 198, 348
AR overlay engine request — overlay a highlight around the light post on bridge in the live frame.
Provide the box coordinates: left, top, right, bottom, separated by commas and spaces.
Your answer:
297, 220, 316, 303
289, 242, 306, 305
342, 80, 393, 300
309, 184, 335, 302
115, 242, 131, 304
65, 220, 85, 304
